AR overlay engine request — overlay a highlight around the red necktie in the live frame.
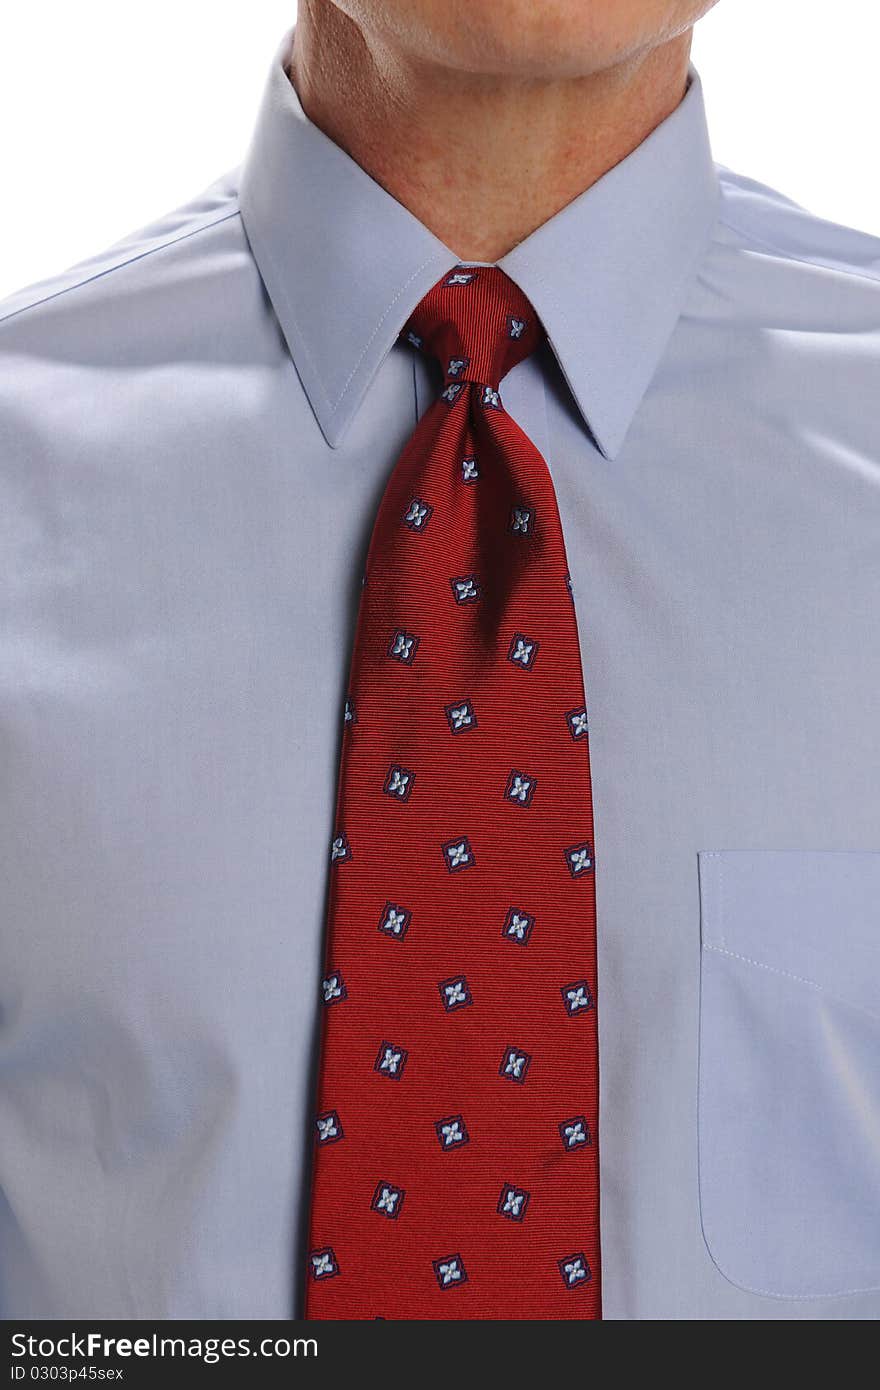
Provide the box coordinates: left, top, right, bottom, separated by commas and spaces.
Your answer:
305, 265, 601, 1320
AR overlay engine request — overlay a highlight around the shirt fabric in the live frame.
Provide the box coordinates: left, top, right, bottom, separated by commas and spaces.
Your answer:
1, 30, 879, 1320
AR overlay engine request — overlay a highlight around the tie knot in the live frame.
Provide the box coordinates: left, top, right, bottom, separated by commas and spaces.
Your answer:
401, 265, 543, 392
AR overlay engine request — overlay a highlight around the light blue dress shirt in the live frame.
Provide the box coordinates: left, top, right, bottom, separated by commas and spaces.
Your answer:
1, 31, 879, 1319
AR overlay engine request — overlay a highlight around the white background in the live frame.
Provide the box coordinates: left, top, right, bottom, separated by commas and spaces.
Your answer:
0, 2, 877, 301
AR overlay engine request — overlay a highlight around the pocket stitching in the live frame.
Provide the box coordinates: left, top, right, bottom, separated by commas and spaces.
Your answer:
704, 942, 880, 1028
698, 849, 727, 951
700, 931, 880, 1300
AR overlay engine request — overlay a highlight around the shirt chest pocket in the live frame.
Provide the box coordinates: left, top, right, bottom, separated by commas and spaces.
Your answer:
697, 850, 880, 1300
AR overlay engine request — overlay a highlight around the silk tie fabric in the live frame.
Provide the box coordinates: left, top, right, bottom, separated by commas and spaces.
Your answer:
305, 265, 600, 1320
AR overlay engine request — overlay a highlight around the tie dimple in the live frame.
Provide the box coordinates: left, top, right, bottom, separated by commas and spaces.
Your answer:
306, 262, 601, 1320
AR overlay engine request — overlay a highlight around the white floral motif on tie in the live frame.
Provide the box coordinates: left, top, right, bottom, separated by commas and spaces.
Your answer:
376, 1186, 400, 1215
569, 709, 589, 738
503, 1049, 529, 1080
446, 841, 470, 868
316, 1115, 338, 1142
502, 1188, 527, 1217
330, 835, 349, 862
378, 1045, 405, 1076
322, 974, 344, 1003
404, 499, 431, 529
563, 1120, 587, 1149
564, 1257, 588, 1287
441, 1120, 465, 1147
453, 576, 479, 603
382, 906, 408, 935
508, 775, 532, 803
568, 845, 592, 875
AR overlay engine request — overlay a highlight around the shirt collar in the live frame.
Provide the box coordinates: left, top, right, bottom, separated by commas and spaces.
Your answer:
239, 30, 719, 459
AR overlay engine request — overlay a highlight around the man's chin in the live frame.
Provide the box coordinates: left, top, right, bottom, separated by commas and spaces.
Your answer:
325, 0, 717, 82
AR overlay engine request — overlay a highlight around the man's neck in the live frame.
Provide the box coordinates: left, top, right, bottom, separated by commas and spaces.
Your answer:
290, 4, 693, 263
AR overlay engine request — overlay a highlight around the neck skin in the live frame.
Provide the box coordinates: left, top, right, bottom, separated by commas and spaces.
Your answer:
290, 4, 693, 262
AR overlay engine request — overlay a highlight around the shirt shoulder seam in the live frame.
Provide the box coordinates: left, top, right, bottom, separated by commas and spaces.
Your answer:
715, 202, 880, 288
0, 205, 243, 330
